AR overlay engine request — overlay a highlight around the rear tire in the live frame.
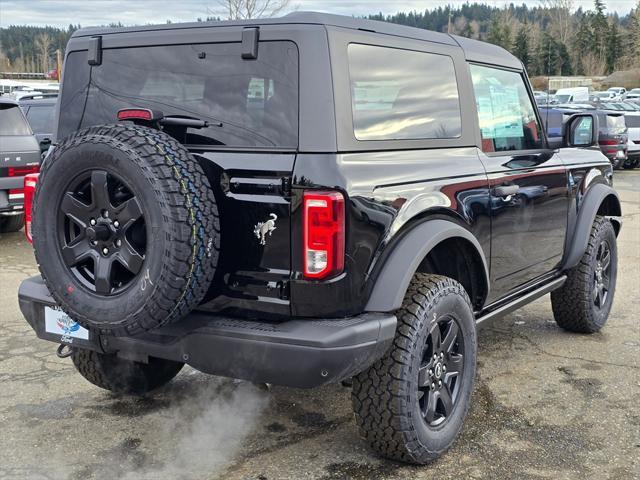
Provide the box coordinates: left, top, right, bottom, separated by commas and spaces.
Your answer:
551, 216, 617, 333
0, 214, 24, 233
33, 124, 220, 336
72, 348, 183, 395
352, 274, 476, 464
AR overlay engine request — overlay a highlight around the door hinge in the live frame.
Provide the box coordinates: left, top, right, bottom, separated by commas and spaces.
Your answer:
281, 176, 292, 196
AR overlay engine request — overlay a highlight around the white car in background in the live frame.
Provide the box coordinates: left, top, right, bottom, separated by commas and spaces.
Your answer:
624, 112, 640, 169
626, 88, 640, 101
607, 87, 627, 101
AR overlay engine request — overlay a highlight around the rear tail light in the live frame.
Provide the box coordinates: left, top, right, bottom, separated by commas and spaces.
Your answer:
24, 173, 39, 244
303, 191, 345, 279
599, 140, 619, 155
8, 165, 39, 200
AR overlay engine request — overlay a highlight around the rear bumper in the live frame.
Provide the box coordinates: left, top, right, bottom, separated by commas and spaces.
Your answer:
19, 276, 396, 388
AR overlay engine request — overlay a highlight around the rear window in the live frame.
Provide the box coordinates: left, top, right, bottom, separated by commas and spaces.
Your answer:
77, 41, 298, 148
0, 104, 32, 135
606, 115, 626, 132
26, 105, 55, 133
347, 43, 462, 141
625, 115, 640, 128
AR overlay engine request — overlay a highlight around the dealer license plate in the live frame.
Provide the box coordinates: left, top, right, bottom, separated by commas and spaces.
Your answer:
44, 306, 89, 341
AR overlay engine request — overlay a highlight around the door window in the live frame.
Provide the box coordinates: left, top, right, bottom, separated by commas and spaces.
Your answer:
470, 65, 543, 153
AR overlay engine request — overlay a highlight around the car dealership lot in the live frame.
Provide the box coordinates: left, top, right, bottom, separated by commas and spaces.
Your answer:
0, 171, 638, 480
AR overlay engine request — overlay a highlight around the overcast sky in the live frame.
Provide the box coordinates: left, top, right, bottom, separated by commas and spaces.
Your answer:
0, 0, 635, 28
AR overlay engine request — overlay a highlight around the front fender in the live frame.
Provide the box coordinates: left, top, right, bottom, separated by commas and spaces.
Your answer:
562, 183, 621, 270
365, 219, 489, 312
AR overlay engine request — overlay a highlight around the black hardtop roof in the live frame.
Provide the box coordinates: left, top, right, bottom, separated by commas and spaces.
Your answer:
71, 11, 521, 69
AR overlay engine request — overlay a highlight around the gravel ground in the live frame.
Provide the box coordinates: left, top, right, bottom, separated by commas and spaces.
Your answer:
0, 170, 638, 480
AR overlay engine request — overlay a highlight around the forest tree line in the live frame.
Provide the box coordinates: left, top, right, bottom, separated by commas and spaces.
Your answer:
368, 0, 640, 76
0, 1, 638, 76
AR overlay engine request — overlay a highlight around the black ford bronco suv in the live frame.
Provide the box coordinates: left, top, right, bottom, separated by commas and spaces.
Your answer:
18, 13, 621, 464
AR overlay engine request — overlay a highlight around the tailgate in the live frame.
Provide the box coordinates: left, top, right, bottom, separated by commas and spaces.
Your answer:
196, 151, 295, 317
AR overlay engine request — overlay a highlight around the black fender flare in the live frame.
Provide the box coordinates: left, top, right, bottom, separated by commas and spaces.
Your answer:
365, 219, 490, 312
562, 183, 622, 270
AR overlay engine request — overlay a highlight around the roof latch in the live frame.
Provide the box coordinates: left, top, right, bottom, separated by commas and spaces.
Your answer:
88, 36, 102, 66
241, 27, 259, 60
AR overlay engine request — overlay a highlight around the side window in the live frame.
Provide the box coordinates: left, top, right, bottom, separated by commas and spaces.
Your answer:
470, 65, 543, 153
347, 44, 462, 141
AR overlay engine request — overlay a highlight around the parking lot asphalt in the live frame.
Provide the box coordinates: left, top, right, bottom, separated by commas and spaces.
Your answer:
0, 170, 638, 480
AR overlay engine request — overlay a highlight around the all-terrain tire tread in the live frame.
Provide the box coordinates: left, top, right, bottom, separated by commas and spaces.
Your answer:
551, 216, 616, 333
351, 274, 474, 464
33, 124, 220, 336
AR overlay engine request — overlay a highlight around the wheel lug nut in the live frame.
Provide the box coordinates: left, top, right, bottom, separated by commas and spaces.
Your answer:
440, 352, 444, 359
102, 247, 109, 255
102, 210, 109, 218
91, 240, 97, 246
115, 239, 122, 247
430, 382, 435, 389
428, 369, 433, 376
443, 365, 447, 373
438, 380, 442, 388
113, 220, 120, 228
433, 354, 438, 361
90, 218, 96, 226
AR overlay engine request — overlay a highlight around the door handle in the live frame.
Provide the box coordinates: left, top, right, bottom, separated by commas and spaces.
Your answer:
493, 185, 520, 198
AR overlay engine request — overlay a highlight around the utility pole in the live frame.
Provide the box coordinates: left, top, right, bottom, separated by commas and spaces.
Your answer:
448, 10, 453, 34
56, 49, 62, 82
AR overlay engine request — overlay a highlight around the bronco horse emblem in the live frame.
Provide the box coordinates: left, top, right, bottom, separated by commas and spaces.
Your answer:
254, 213, 278, 245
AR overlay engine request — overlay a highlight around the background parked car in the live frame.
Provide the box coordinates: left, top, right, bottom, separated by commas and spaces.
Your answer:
554, 86, 589, 103
623, 112, 640, 169
592, 91, 617, 102
607, 87, 627, 100
18, 94, 57, 153
0, 98, 41, 232
540, 105, 628, 169
533, 90, 553, 106
626, 88, 640, 100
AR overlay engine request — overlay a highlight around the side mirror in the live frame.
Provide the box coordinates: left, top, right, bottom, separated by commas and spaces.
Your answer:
564, 113, 597, 148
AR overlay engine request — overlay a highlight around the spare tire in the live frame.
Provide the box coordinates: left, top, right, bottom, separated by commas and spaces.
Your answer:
32, 124, 220, 336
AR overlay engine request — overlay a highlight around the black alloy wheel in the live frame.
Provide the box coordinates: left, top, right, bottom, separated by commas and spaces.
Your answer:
58, 169, 146, 295
352, 274, 477, 464
551, 215, 618, 334
417, 315, 465, 427
592, 239, 612, 310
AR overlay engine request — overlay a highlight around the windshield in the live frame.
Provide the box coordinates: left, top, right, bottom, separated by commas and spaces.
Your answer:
67, 41, 299, 148
555, 94, 571, 103
0, 104, 32, 135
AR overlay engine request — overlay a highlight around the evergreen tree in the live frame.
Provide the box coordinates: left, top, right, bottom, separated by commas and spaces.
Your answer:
591, 0, 609, 59
486, 15, 511, 50
557, 42, 574, 75
605, 22, 622, 73
513, 25, 531, 71
536, 31, 560, 76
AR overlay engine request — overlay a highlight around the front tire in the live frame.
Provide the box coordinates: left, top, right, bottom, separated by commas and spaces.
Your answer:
551, 216, 617, 333
352, 274, 477, 464
72, 349, 184, 395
